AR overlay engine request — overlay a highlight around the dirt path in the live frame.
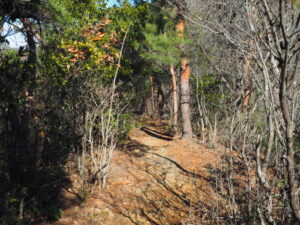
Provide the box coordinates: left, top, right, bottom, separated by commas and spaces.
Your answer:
47, 119, 225, 225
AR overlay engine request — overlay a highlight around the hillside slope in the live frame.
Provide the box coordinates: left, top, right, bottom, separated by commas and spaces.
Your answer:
45, 119, 227, 225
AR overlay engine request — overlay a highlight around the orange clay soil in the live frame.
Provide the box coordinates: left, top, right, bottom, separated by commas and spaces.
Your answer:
43, 119, 232, 225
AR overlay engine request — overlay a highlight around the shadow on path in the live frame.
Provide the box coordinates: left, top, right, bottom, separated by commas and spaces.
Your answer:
140, 127, 173, 141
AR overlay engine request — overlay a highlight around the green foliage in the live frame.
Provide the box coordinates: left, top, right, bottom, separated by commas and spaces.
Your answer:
45, 0, 106, 23
44, 0, 75, 25
40, 12, 123, 87
136, 4, 188, 68
142, 23, 184, 65
0, 49, 25, 112
0, 49, 69, 224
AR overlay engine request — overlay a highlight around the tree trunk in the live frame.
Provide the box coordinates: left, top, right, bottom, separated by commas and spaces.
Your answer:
176, 6, 193, 140
242, 9, 255, 113
241, 53, 252, 113
279, 56, 300, 222
170, 64, 178, 133
150, 75, 155, 116
179, 57, 192, 139
21, 18, 38, 168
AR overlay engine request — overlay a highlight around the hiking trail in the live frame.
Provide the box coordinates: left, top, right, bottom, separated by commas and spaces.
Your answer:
45, 119, 227, 225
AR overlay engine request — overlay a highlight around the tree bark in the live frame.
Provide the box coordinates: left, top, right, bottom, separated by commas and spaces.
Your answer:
170, 64, 178, 133
277, 1, 300, 220
279, 51, 300, 222
179, 56, 193, 140
176, 4, 193, 140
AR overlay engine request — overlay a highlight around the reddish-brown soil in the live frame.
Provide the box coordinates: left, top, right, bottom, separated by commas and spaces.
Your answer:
43, 119, 228, 225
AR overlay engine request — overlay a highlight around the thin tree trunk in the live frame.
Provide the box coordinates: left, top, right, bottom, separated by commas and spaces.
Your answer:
279, 52, 300, 222
241, 52, 252, 113
150, 75, 155, 116
277, 1, 300, 220
170, 64, 178, 133
21, 18, 38, 167
242, 4, 258, 113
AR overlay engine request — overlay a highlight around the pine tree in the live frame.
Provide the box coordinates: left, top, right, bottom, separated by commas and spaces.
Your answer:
176, 0, 193, 140
140, 8, 187, 133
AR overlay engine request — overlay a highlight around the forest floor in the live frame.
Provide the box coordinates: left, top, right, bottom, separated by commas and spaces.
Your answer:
43, 118, 230, 225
